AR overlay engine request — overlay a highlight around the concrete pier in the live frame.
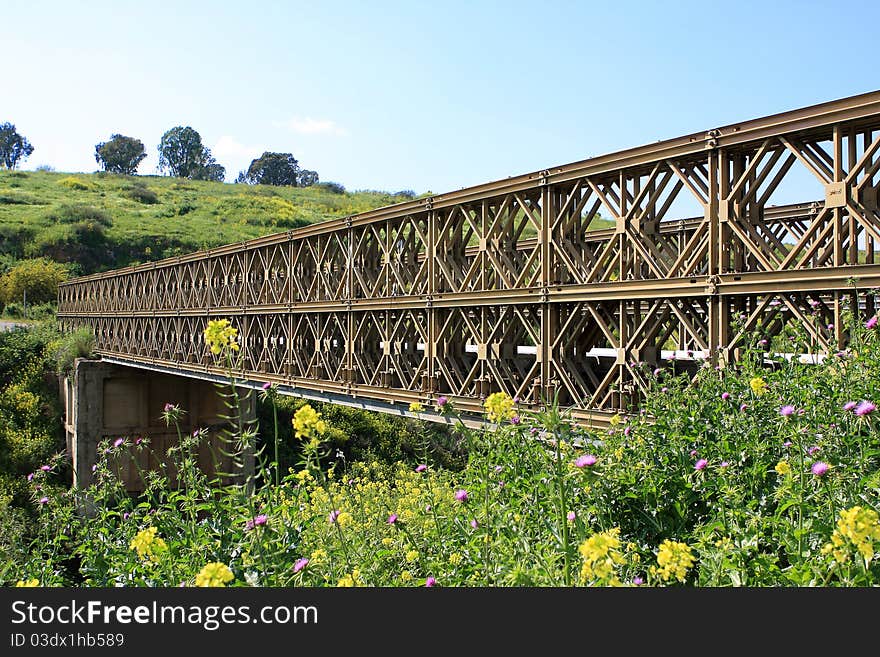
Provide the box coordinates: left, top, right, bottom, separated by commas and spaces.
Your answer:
61, 358, 255, 491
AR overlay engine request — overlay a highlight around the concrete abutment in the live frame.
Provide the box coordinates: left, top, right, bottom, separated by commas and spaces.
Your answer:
61, 358, 255, 492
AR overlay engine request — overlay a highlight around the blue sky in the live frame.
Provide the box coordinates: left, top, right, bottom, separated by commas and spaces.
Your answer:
5, 0, 880, 196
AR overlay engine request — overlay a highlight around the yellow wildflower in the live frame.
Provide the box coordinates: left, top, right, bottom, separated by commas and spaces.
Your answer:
400, 570, 413, 583
578, 528, 625, 584
293, 404, 327, 441
382, 537, 394, 547
203, 319, 239, 355
483, 392, 516, 423
774, 460, 791, 476
309, 548, 327, 564
408, 401, 424, 413
336, 511, 353, 527
130, 527, 167, 563
749, 376, 767, 396
15, 579, 39, 587
655, 540, 695, 583
405, 550, 419, 563
609, 413, 623, 426
823, 506, 880, 565
336, 568, 361, 587
195, 562, 234, 587
448, 552, 463, 566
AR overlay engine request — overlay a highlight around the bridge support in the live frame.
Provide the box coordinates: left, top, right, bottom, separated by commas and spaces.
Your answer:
61, 358, 255, 492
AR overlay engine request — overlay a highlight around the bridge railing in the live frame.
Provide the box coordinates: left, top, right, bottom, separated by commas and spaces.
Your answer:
59, 90, 880, 426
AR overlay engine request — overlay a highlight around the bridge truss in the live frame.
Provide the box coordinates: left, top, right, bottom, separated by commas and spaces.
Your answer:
58, 90, 880, 427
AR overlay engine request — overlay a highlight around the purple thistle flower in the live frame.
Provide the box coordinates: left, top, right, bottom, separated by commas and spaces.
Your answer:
135, 437, 143, 445
632, 576, 644, 586
262, 381, 272, 391
40, 465, 51, 472
694, 459, 708, 471
513, 396, 520, 404
91, 464, 97, 472
245, 514, 268, 530
843, 401, 858, 411
827, 323, 834, 330
807, 446, 820, 456
574, 454, 597, 468
623, 426, 631, 436
470, 519, 479, 529
779, 405, 796, 417
689, 449, 697, 457
425, 577, 436, 587
567, 511, 576, 522
328, 509, 341, 523
510, 415, 521, 425
653, 368, 662, 376
855, 401, 876, 417
27, 473, 34, 482
866, 316, 878, 330
811, 461, 830, 477
436, 396, 448, 407
454, 489, 468, 502
758, 339, 768, 346
387, 514, 398, 524
721, 392, 730, 400
494, 465, 503, 473
529, 427, 539, 435
661, 387, 669, 393
294, 558, 309, 573
720, 461, 730, 468
740, 403, 748, 412
783, 440, 793, 447
415, 464, 427, 473
38, 497, 49, 505
123, 512, 130, 520
113, 437, 124, 448
163, 403, 174, 413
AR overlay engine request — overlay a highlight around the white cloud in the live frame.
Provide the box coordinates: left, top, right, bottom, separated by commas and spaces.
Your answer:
212, 135, 264, 162
273, 116, 348, 137
210, 136, 265, 181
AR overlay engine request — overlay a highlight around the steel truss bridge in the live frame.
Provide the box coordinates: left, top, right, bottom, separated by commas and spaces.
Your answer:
58, 90, 880, 428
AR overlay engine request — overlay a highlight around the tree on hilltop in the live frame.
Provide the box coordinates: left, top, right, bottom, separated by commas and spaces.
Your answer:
157, 126, 225, 182
95, 134, 147, 175
0, 122, 34, 170
237, 151, 319, 187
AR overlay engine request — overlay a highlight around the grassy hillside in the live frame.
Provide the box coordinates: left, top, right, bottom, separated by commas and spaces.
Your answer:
0, 170, 416, 275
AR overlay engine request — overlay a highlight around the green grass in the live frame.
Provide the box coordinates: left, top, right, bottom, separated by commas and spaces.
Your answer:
0, 171, 416, 274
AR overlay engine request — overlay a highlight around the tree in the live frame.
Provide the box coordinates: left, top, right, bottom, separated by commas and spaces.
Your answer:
157, 126, 225, 181
298, 169, 319, 187
193, 156, 225, 182
0, 258, 68, 306
95, 134, 147, 174
0, 122, 34, 170
243, 152, 300, 186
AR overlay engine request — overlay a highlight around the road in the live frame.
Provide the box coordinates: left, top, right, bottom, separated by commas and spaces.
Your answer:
0, 320, 29, 332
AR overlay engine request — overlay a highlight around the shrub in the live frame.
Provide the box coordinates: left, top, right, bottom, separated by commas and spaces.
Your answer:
0, 226, 35, 258
315, 181, 346, 194
0, 258, 68, 306
45, 204, 112, 228
57, 177, 96, 191
0, 194, 32, 205
51, 326, 96, 375
26, 223, 109, 273
125, 184, 159, 205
